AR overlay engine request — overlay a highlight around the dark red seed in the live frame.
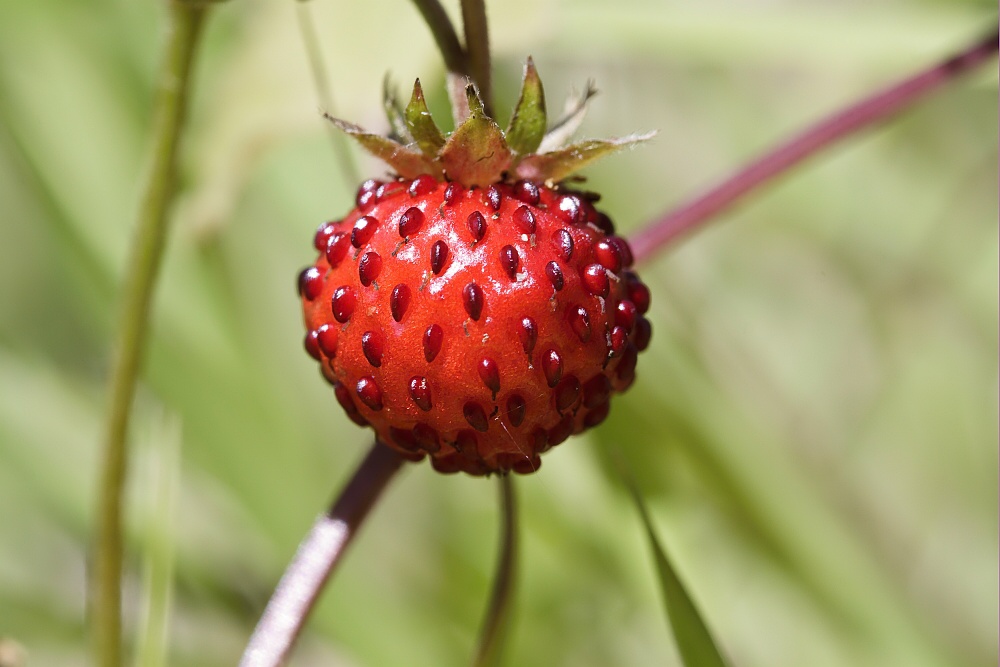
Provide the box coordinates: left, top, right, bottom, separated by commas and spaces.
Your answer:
316, 324, 338, 357
412, 423, 440, 452
556, 194, 583, 224
463, 283, 484, 320
398, 207, 424, 237
390, 284, 411, 322
361, 330, 384, 367
506, 394, 526, 427
486, 185, 502, 211
628, 280, 651, 314
609, 325, 628, 357
304, 330, 321, 360
454, 430, 479, 456
513, 180, 540, 205
430, 240, 449, 274
582, 264, 610, 298
331, 286, 356, 323
595, 239, 623, 273
584, 401, 610, 428
298, 267, 323, 300
500, 245, 519, 280
542, 349, 563, 387
568, 305, 591, 342
396, 449, 427, 463
513, 205, 536, 234
467, 211, 487, 242
610, 237, 634, 268
512, 455, 542, 475
351, 215, 378, 248
595, 212, 615, 235
431, 456, 462, 474
477, 357, 501, 398
375, 181, 404, 201
423, 324, 443, 362
530, 428, 549, 452
358, 251, 382, 286
518, 317, 537, 357
408, 376, 432, 411
390, 426, 420, 451
463, 401, 489, 432
553, 228, 574, 261
616, 345, 638, 382
616, 300, 637, 333
443, 182, 462, 205
547, 414, 574, 446
325, 232, 351, 267
582, 374, 611, 409
356, 376, 384, 411
634, 317, 652, 351
408, 174, 437, 197
314, 222, 336, 251
356, 179, 381, 207
334, 382, 368, 426
554, 375, 581, 412
545, 261, 565, 291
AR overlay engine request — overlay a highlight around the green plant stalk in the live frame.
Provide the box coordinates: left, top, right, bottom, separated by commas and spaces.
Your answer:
296, 1, 361, 190
409, 0, 468, 77
92, 3, 209, 666
472, 474, 518, 667
460, 0, 492, 115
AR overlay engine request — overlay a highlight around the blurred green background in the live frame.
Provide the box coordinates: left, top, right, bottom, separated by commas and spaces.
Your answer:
0, 0, 996, 665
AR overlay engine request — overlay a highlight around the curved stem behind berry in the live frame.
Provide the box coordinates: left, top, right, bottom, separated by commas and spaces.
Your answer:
92, 3, 210, 666
472, 474, 518, 667
460, 0, 493, 115
628, 28, 999, 263
410, 0, 469, 77
296, 1, 361, 190
239, 442, 406, 667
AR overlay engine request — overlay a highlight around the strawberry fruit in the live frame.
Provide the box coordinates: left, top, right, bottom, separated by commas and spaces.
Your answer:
299, 60, 653, 475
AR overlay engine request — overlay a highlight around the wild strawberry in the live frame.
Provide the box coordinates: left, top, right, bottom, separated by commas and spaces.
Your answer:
299, 59, 654, 475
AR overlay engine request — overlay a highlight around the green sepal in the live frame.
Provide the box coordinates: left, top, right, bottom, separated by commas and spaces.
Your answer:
505, 57, 546, 155
323, 113, 442, 179
514, 132, 655, 182
439, 85, 513, 187
405, 79, 446, 158
538, 82, 598, 153
382, 74, 411, 144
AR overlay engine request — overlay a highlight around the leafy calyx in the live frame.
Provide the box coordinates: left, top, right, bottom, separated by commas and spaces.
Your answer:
325, 58, 654, 187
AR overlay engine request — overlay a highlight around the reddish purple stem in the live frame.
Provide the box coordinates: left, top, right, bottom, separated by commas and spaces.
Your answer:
629, 30, 999, 263
240, 442, 405, 667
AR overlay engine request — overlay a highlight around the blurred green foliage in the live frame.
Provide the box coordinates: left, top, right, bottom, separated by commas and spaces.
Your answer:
0, 0, 996, 665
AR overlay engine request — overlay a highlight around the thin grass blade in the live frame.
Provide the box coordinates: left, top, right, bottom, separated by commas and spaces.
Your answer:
621, 465, 731, 667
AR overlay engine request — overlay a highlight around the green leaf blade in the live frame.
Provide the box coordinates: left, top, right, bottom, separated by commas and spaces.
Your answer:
514, 132, 655, 182
505, 56, 547, 155
439, 85, 513, 187
623, 469, 731, 667
404, 78, 446, 158
323, 113, 442, 179
382, 74, 412, 144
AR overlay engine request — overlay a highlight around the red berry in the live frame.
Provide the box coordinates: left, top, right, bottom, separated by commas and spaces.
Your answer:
300, 179, 650, 475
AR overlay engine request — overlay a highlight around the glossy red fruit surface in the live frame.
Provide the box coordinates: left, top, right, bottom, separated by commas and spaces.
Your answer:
300, 178, 651, 475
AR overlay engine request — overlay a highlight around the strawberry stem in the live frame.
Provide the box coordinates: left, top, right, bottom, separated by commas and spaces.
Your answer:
410, 0, 469, 78
460, 0, 493, 115
473, 474, 519, 667
92, 3, 210, 666
239, 442, 406, 667
628, 28, 999, 263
